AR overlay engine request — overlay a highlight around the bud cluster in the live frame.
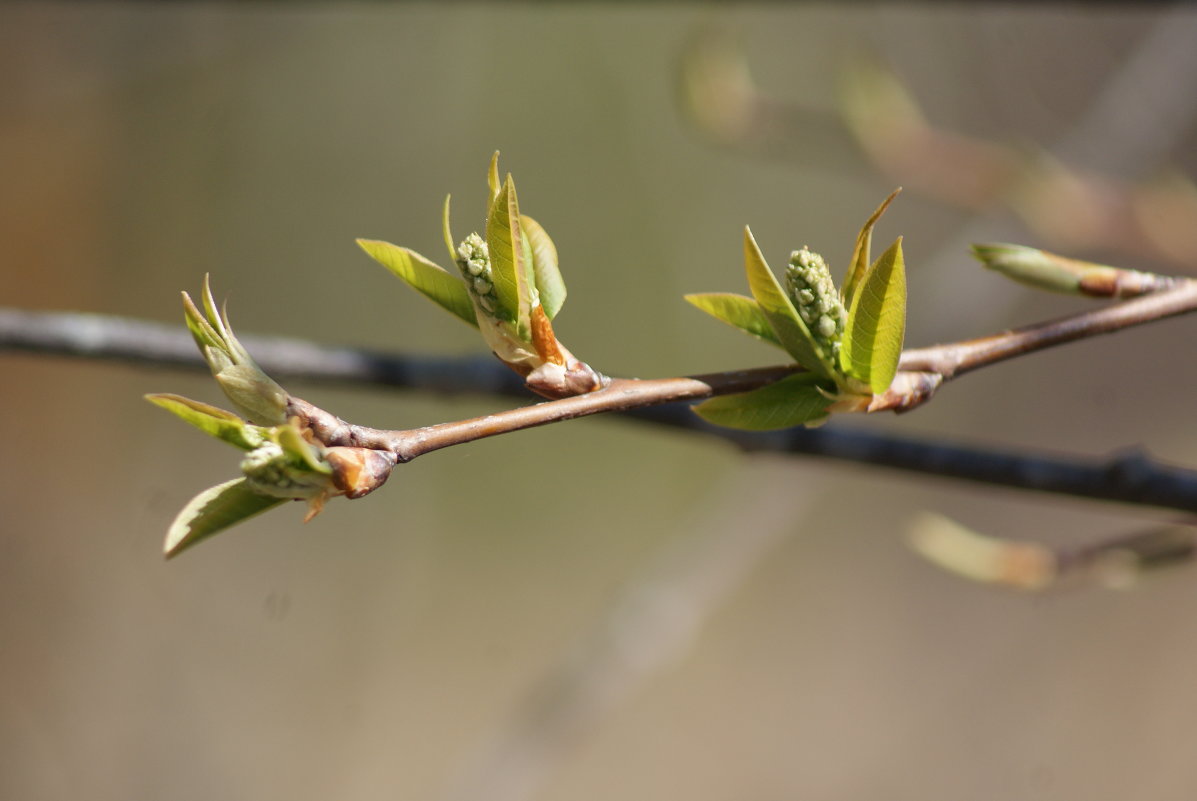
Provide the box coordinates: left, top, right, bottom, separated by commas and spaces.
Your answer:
240, 441, 332, 500
456, 233, 502, 318
785, 248, 846, 354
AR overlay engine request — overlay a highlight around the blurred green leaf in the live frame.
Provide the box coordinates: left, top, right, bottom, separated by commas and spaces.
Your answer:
743, 227, 836, 378
486, 176, 532, 334
693, 372, 831, 430
842, 189, 900, 309
357, 239, 478, 327
165, 478, 286, 559
969, 242, 1137, 296
841, 237, 906, 394
441, 194, 458, 265
521, 214, 566, 319
145, 393, 264, 450
684, 292, 782, 347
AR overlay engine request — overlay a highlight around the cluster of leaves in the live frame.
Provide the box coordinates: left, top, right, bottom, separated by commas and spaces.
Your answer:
686, 190, 907, 429
357, 152, 604, 399
146, 279, 393, 557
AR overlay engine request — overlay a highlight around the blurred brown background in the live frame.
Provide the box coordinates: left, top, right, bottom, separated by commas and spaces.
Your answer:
4, 4, 1197, 800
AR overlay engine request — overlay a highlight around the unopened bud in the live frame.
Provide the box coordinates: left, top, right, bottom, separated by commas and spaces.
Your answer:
183, 279, 289, 425
971, 243, 1171, 298
240, 441, 334, 500
212, 364, 289, 428
785, 248, 846, 355
456, 233, 506, 320
325, 447, 397, 499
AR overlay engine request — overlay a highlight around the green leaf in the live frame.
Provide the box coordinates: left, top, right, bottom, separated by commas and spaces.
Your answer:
164, 478, 286, 559
486, 175, 532, 333
487, 151, 501, 207
683, 292, 783, 348
742, 227, 836, 379
840, 237, 906, 394
357, 239, 478, 327
521, 215, 566, 319
441, 194, 458, 265
842, 189, 901, 308
180, 279, 288, 425
145, 393, 265, 450
693, 373, 831, 430
275, 421, 332, 475
181, 289, 223, 355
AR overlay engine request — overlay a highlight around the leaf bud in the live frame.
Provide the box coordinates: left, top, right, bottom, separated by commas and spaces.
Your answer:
239, 441, 334, 500
183, 278, 289, 425
970, 243, 1171, 298
325, 447, 397, 499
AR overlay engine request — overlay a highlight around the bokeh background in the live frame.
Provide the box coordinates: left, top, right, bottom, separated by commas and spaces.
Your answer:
5, 4, 1197, 800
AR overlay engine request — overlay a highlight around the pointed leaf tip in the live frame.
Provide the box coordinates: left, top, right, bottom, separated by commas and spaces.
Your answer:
843, 188, 902, 307
487, 151, 502, 207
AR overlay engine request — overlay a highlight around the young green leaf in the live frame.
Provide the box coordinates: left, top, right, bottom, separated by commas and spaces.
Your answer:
486, 175, 532, 333
275, 421, 332, 475
840, 237, 906, 394
182, 279, 288, 425
842, 188, 901, 308
683, 292, 783, 348
164, 477, 286, 559
145, 393, 265, 450
357, 239, 478, 327
693, 373, 832, 430
441, 194, 458, 265
742, 227, 836, 379
521, 215, 566, 319
182, 292, 222, 355
487, 151, 501, 207
969, 243, 1164, 298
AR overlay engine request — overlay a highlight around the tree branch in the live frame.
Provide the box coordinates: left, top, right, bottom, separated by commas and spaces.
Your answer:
898, 279, 1197, 378
5, 303, 1197, 515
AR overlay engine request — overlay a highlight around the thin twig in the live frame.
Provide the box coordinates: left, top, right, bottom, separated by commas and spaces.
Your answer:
899, 279, 1197, 378
5, 301, 1197, 514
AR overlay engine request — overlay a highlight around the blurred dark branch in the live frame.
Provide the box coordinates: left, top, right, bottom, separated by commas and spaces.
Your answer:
5, 305, 1197, 515
0, 308, 529, 395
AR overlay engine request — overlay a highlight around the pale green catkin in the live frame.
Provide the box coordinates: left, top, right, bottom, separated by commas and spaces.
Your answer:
455, 233, 504, 320
785, 248, 846, 355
